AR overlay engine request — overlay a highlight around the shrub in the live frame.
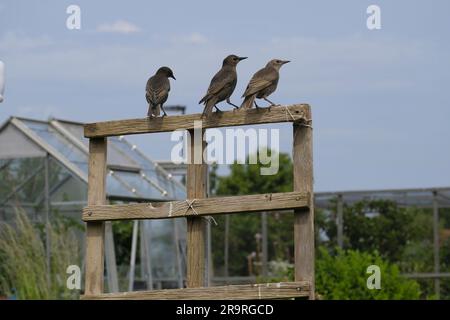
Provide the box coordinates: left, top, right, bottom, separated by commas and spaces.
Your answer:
315, 247, 421, 300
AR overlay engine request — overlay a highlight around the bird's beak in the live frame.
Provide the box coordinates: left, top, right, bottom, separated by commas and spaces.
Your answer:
238, 57, 248, 61
282, 60, 290, 65
171, 75, 176, 80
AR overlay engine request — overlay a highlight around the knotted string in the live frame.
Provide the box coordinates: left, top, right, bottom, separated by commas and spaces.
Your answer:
282, 106, 313, 129
184, 199, 218, 226
184, 199, 198, 215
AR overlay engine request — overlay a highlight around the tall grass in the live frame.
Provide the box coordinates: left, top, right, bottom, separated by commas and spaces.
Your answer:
0, 209, 81, 299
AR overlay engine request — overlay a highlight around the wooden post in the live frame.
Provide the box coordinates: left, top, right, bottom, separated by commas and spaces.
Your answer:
293, 106, 315, 299
85, 138, 107, 295
186, 127, 207, 287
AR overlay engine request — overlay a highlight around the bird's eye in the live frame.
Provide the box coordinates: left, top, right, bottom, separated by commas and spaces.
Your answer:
276, 60, 281, 63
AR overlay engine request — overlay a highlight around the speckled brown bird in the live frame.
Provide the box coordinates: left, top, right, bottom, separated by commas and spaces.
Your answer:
199, 55, 247, 117
146, 67, 176, 117
240, 59, 290, 109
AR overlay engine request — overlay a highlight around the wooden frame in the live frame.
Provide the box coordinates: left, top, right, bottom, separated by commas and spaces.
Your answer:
83, 104, 314, 299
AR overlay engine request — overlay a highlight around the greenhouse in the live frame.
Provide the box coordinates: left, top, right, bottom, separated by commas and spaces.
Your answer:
0, 116, 187, 292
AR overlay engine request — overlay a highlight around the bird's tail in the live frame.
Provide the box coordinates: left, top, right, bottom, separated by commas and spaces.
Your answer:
202, 97, 217, 118
199, 95, 208, 105
147, 104, 153, 117
154, 104, 161, 116
147, 104, 160, 117
240, 94, 256, 109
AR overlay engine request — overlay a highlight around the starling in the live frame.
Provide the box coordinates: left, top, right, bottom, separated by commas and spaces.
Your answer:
146, 66, 176, 117
199, 55, 247, 117
240, 59, 290, 109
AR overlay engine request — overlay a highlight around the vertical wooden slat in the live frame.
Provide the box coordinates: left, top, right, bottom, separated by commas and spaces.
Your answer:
186, 127, 207, 287
85, 138, 107, 295
293, 106, 315, 299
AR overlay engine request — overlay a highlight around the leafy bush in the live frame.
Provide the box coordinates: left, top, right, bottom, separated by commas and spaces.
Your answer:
315, 247, 421, 300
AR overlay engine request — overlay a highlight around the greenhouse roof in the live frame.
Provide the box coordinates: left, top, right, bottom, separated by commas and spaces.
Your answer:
0, 116, 185, 202
316, 187, 450, 208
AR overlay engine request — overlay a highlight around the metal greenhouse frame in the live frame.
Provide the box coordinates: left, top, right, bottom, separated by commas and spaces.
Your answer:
0, 116, 187, 292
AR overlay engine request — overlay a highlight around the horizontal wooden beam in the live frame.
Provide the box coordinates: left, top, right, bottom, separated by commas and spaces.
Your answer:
84, 104, 310, 138
82, 191, 310, 221
81, 281, 310, 300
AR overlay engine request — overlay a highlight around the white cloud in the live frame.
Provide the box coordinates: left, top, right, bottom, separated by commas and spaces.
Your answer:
172, 32, 208, 45
96, 20, 141, 34
0, 32, 53, 51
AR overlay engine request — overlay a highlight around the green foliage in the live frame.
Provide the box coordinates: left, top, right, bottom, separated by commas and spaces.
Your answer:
112, 220, 134, 266
212, 151, 296, 276
323, 200, 434, 264
315, 247, 421, 300
216, 151, 293, 195
0, 209, 81, 299
211, 149, 447, 299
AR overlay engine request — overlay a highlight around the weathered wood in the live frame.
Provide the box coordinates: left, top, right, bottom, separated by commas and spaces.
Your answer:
84, 104, 310, 138
85, 138, 107, 295
293, 105, 315, 299
186, 128, 207, 288
82, 191, 310, 221
81, 281, 311, 300
82, 102, 316, 301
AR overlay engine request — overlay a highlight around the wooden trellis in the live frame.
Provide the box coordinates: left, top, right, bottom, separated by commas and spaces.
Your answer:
81, 104, 314, 300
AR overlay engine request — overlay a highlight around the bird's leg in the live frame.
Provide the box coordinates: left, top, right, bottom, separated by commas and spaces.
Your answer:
226, 98, 239, 109
214, 105, 223, 112
160, 104, 168, 117
263, 97, 277, 107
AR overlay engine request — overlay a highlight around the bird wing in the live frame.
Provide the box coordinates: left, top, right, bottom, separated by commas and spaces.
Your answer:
146, 75, 170, 105
242, 67, 277, 97
200, 67, 235, 104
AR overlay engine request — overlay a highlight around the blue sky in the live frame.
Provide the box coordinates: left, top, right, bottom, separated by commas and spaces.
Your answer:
0, 0, 449, 191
